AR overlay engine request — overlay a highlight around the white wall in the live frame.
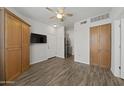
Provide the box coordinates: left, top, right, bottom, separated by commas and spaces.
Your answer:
121, 19, 124, 79
74, 14, 111, 64
111, 17, 124, 80
110, 8, 124, 78
56, 26, 65, 58
111, 18, 124, 79
74, 19, 90, 64
30, 20, 55, 64
110, 8, 124, 20
6, 8, 56, 64
111, 20, 121, 77
47, 28, 56, 58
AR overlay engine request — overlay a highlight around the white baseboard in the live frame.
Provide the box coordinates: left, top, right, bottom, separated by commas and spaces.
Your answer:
30, 58, 48, 65
74, 59, 89, 65
111, 68, 121, 78
56, 55, 65, 59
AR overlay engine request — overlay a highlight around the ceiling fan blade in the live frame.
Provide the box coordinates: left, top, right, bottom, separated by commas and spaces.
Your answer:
46, 7, 56, 13
65, 13, 73, 16
49, 16, 56, 19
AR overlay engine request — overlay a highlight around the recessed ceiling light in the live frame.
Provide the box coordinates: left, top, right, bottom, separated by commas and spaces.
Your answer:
53, 25, 57, 27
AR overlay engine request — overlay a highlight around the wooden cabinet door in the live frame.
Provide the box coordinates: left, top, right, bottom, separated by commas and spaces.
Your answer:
100, 24, 111, 69
22, 23, 30, 72
0, 8, 5, 85
90, 26, 100, 66
90, 24, 111, 69
5, 48, 21, 81
5, 13, 22, 49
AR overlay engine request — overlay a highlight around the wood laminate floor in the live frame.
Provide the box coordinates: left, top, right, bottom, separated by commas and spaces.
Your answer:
14, 57, 124, 86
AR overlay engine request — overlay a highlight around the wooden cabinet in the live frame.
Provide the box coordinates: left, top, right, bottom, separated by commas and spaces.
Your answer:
0, 8, 5, 85
22, 23, 30, 72
4, 13, 22, 81
90, 24, 111, 69
0, 8, 30, 85
5, 48, 21, 81
5, 13, 22, 49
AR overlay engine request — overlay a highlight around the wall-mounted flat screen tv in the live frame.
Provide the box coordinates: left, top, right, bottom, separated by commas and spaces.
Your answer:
31, 33, 47, 43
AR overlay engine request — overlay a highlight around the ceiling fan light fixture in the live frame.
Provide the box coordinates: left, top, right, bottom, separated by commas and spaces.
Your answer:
53, 24, 57, 27
46, 7, 73, 22
57, 13, 63, 19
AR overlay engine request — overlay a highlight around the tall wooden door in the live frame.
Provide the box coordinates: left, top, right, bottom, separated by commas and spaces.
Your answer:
21, 23, 30, 72
100, 24, 111, 68
5, 13, 22, 81
90, 24, 111, 69
90, 26, 100, 66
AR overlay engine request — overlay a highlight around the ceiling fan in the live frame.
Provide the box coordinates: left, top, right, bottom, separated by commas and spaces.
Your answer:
46, 7, 73, 22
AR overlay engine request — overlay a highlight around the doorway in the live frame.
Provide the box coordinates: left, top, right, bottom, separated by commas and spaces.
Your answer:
90, 24, 111, 69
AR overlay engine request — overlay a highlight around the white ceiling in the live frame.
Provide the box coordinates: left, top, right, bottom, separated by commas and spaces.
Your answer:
14, 7, 112, 28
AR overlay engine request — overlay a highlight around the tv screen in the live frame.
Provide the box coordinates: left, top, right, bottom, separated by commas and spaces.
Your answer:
31, 33, 47, 43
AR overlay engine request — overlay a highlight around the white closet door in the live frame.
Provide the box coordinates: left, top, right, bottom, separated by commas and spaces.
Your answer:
47, 34, 56, 58
121, 19, 124, 79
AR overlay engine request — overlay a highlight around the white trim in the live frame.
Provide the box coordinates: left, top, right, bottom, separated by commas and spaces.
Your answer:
30, 58, 48, 65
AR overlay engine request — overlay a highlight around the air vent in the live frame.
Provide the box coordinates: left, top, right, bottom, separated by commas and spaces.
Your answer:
80, 21, 87, 24
90, 13, 109, 23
